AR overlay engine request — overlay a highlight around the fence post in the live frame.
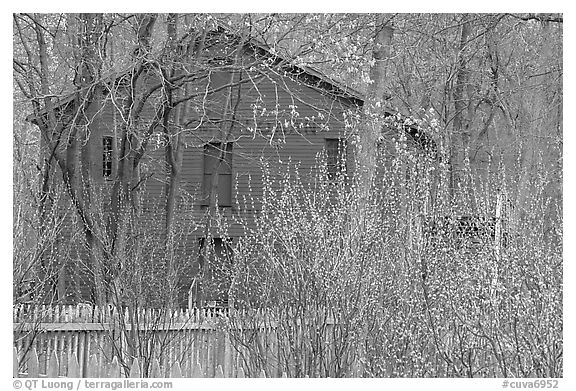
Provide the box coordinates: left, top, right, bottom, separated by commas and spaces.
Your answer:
224, 332, 232, 377
13, 347, 18, 378
84, 330, 92, 376
87, 354, 99, 378
170, 361, 183, 378
191, 360, 203, 378
150, 358, 162, 378
129, 358, 141, 378
28, 348, 40, 378
207, 331, 214, 377
47, 350, 59, 377
77, 331, 85, 377
109, 356, 121, 378
67, 353, 81, 377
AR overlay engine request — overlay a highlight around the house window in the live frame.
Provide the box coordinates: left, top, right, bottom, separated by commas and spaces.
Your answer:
203, 142, 233, 207
424, 215, 508, 249
192, 237, 234, 308
325, 138, 347, 180
103, 136, 113, 179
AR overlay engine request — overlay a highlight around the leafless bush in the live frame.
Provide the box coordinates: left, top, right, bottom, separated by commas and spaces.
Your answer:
222, 135, 561, 377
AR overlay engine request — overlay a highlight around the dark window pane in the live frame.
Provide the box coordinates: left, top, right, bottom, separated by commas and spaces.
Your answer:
217, 174, 232, 206
203, 174, 211, 203
203, 142, 233, 206
325, 138, 346, 180
194, 237, 234, 307
203, 174, 232, 206
204, 143, 232, 174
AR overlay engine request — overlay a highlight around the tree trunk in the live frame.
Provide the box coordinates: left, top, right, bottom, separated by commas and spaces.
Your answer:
106, 14, 159, 307
356, 16, 393, 201
352, 14, 394, 374
450, 16, 472, 209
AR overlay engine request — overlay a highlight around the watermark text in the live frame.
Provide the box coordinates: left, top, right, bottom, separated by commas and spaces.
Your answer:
13, 379, 173, 391
502, 379, 559, 389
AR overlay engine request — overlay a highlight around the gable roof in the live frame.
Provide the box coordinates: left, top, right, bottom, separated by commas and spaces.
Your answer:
213, 25, 436, 156
243, 34, 365, 104
27, 25, 436, 156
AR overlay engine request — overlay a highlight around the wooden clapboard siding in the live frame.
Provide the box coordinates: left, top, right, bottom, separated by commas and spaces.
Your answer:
173, 62, 355, 231
37, 39, 360, 305
128, 63, 358, 301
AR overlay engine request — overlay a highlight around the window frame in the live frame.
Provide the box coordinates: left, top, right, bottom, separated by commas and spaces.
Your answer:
196, 237, 234, 308
325, 138, 347, 181
202, 142, 233, 207
424, 215, 509, 250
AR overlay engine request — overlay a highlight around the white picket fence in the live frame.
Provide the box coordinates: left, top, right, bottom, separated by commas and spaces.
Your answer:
12, 347, 273, 378
13, 304, 288, 378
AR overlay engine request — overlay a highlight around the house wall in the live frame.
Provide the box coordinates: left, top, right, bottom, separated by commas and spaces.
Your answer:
51, 54, 360, 306
169, 65, 358, 306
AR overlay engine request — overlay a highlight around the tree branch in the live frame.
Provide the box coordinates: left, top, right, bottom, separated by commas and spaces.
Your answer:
507, 13, 563, 23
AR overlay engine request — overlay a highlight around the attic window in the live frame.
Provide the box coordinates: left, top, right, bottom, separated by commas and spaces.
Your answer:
103, 136, 113, 179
